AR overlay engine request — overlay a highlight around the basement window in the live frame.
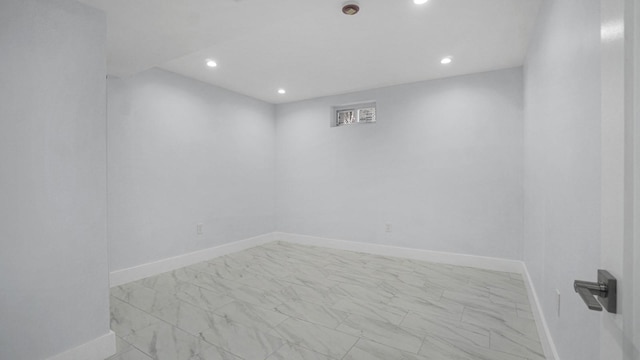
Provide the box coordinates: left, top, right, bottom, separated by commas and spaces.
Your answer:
332, 101, 377, 127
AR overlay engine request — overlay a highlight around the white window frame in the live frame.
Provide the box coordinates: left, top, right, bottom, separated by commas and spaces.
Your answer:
331, 101, 377, 127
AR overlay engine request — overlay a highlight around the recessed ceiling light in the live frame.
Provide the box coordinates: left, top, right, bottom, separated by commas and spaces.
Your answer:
413, 0, 428, 4
440, 57, 452, 65
278, 89, 286, 94
206, 59, 217, 68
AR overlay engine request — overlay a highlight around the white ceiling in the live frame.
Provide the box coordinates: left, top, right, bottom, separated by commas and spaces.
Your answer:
78, 0, 541, 104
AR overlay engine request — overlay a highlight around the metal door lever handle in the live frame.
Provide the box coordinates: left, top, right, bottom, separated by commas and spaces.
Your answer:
573, 270, 617, 313
574, 282, 604, 311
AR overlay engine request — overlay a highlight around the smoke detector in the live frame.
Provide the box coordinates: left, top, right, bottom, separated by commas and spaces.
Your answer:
342, 2, 360, 15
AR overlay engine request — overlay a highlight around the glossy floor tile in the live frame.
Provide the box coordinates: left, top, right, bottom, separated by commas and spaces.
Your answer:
109, 241, 545, 360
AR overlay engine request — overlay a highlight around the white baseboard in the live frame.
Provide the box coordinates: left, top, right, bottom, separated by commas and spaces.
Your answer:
109, 233, 275, 287
274, 232, 524, 274
47, 331, 115, 360
521, 264, 560, 360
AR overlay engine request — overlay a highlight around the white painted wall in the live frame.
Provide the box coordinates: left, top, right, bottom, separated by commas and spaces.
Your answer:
0, 1, 111, 359
523, 0, 601, 359
275, 68, 524, 259
107, 69, 276, 272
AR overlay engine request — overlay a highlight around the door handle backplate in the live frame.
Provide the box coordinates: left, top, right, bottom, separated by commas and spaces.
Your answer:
573, 269, 617, 314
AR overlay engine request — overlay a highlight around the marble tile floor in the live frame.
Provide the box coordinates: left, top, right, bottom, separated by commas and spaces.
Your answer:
108, 241, 546, 360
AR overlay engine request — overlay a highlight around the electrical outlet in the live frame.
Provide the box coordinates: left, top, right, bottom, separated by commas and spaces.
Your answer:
556, 289, 561, 317
196, 223, 203, 235
385, 223, 392, 232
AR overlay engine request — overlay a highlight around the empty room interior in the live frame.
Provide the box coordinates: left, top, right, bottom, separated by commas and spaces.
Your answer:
2, 0, 640, 360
